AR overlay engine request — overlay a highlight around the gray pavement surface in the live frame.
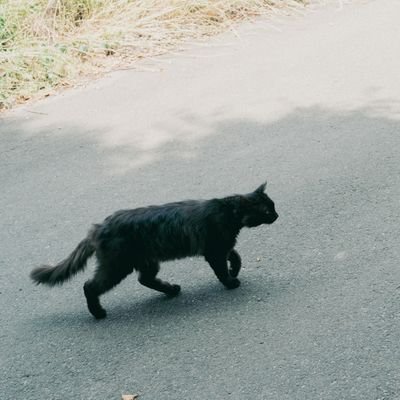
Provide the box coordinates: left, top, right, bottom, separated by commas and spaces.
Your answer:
1, 1, 400, 399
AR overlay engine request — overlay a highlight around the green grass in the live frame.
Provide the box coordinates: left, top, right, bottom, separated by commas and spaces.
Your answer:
0, 0, 309, 110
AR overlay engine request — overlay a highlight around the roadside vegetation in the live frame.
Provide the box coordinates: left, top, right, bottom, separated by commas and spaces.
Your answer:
0, 0, 309, 110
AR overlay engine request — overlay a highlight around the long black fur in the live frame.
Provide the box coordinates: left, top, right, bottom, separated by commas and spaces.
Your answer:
31, 182, 278, 319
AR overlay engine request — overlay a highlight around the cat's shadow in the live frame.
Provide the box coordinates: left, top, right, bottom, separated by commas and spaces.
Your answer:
30, 275, 288, 329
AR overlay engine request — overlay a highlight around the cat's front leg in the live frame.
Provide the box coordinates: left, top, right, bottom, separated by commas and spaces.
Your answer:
228, 249, 242, 278
205, 253, 240, 289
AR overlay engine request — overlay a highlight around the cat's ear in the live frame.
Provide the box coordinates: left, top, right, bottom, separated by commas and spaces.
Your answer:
255, 181, 267, 194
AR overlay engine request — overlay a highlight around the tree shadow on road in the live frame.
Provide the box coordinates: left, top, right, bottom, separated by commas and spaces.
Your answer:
3, 101, 400, 400
2, 101, 400, 327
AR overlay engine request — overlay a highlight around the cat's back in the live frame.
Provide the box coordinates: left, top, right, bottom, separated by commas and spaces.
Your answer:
98, 198, 215, 233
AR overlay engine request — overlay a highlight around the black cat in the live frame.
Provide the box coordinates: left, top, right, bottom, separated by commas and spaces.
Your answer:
31, 182, 278, 319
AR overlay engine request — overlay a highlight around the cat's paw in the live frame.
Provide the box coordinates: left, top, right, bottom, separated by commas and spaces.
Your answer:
166, 284, 181, 297
224, 277, 241, 290
92, 308, 107, 320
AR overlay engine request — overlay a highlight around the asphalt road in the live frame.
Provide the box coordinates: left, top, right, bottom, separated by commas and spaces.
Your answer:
1, 1, 400, 399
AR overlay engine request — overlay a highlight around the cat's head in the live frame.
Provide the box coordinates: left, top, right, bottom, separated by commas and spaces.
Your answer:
240, 182, 278, 228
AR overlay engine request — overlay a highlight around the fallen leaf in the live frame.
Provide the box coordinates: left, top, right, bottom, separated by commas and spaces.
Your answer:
122, 395, 139, 400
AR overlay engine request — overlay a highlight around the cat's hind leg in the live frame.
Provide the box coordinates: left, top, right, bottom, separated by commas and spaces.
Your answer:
84, 260, 132, 319
137, 261, 181, 297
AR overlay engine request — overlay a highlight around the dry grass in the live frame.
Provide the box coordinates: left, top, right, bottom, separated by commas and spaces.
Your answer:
0, 0, 311, 110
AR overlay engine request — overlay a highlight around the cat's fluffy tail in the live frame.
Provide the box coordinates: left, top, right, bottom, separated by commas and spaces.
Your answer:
30, 235, 95, 286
